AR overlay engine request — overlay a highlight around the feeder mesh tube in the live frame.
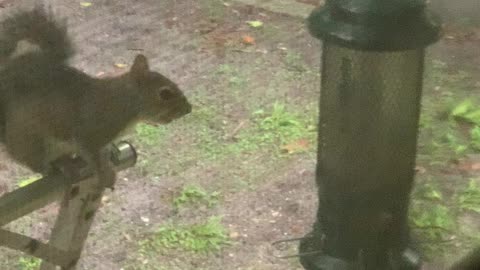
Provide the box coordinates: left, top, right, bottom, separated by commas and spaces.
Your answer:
315, 43, 425, 262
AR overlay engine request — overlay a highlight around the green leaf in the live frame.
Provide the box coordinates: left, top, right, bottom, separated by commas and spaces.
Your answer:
425, 190, 443, 200
451, 99, 480, 125
458, 179, 480, 213
80, 2, 92, 7
253, 109, 265, 115
464, 109, 480, 125
17, 175, 42, 187
451, 99, 474, 117
247, 20, 264, 28
455, 145, 468, 155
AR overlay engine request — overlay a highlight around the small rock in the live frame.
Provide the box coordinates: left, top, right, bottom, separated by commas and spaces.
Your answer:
123, 233, 131, 241
101, 195, 110, 204
230, 231, 240, 239
256, 48, 268, 54
141, 216, 150, 224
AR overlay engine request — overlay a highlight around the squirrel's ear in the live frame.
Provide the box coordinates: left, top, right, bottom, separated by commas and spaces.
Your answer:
131, 54, 150, 77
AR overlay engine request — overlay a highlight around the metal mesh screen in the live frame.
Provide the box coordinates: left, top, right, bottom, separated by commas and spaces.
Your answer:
308, 44, 426, 263
318, 43, 425, 194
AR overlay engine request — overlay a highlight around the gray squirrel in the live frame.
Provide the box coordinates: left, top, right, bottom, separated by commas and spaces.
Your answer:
0, 7, 192, 188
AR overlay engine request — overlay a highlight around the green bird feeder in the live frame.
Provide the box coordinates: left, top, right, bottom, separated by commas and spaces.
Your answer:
299, 0, 442, 269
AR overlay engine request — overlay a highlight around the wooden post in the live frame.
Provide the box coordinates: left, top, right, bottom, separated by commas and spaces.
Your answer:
0, 142, 136, 270
39, 178, 106, 270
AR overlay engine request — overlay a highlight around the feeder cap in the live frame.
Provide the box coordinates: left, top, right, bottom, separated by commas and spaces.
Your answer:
308, 0, 442, 51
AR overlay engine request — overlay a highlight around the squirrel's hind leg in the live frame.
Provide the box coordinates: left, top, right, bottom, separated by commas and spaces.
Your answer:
5, 127, 48, 174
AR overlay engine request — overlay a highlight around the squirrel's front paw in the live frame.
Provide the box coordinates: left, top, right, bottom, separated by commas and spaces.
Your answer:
46, 155, 79, 181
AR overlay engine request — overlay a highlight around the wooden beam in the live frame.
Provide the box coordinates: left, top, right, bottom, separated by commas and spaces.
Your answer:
0, 228, 73, 268
39, 176, 107, 270
0, 142, 137, 270
0, 141, 136, 227
0, 158, 89, 227
40, 142, 137, 270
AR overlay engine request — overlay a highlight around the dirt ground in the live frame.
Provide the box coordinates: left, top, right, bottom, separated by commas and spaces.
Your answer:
0, 0, 479, 270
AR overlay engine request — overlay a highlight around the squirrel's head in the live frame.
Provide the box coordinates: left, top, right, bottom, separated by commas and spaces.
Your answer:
130, 54, 192, 124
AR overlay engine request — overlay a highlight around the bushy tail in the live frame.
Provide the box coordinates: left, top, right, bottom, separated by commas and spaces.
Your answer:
0, 6, 74, 63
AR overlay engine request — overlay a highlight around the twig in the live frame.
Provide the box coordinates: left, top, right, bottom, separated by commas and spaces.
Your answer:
224, 120, 247, 140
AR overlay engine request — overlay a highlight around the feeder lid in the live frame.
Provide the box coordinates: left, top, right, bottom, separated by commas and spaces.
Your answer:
308, 0, 442, 51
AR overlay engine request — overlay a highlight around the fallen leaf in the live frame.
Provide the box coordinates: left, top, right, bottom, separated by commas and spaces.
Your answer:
425, 189, 442, 200
80, 2, 92, 7
122, 232, 132, 241
415, 166, 427, 174
242, 35, 255, 45
271, 211, 281, 217
114, 63, 128, 68
290, 224, 302, 234
459, 162, 480, 171
281, 139, 310, 154
277, 44, 288, 51
247, 20, 263, 28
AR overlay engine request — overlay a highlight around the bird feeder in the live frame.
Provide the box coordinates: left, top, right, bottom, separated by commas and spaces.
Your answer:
299, 0, 441, 269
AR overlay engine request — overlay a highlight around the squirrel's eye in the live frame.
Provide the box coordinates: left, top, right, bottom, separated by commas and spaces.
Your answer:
158, 87, 174, 100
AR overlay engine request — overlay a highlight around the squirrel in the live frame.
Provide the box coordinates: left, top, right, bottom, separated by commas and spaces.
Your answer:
0, 7, 192, 189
